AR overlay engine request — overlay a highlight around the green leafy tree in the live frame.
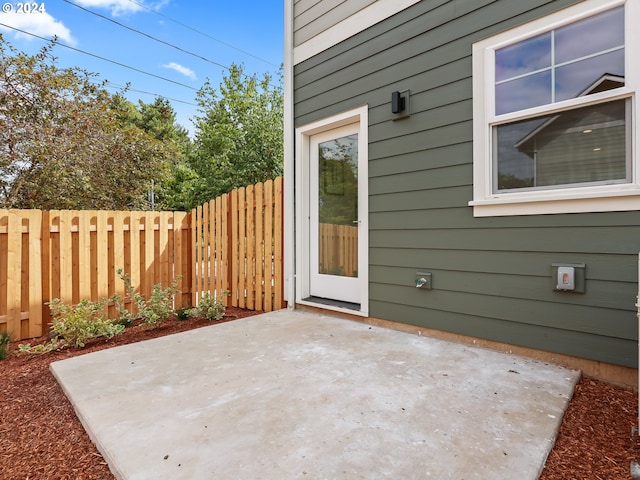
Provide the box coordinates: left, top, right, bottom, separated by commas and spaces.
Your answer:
0, 37, 173, 210
116, 96, 191, 149
181, 63, 283, 208
116, 96, 193, 211
318, 136, 358, 225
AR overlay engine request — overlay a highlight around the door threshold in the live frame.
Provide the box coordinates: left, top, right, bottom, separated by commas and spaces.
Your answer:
302, 296, 361, 311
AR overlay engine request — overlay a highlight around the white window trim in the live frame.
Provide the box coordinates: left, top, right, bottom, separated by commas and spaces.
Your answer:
470, 0, 640, 217
294, 105, 369, 316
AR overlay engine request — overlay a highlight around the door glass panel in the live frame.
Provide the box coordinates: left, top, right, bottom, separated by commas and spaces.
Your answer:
318, 134, 358, 278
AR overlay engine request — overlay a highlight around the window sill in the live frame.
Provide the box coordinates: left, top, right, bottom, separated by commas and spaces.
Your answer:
469, 186, 640, 217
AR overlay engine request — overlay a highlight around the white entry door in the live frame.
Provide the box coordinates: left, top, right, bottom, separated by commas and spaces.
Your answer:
309, 123, 362, 304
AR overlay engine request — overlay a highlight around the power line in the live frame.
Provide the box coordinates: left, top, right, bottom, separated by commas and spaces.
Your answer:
62, 0, 280, 90
63, 0, 231, 71
125, 0, 279, 68
104, 82, 198, 107
0, 22, 199, 92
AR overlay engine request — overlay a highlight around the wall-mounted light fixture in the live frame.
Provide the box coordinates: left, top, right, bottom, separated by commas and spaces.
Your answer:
392, 91, 405, 113
391, 90, 410, 120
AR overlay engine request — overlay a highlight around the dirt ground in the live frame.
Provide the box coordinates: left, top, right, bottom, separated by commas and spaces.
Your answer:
1, 308, 638, 479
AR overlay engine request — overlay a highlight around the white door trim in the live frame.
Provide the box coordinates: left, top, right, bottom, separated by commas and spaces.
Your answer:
295, 105, 369, 315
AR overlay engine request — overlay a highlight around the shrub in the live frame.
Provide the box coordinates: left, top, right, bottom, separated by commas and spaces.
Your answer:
18, 297, 125, 355
48, 298, 124, 348
189, 291, 226, 321
175, 307, 191, 321
116, 270, 182, 329
16, 338, 67, 355
136, 280, 181, 328
0, 331, 11, 360
111, 269, 137, 327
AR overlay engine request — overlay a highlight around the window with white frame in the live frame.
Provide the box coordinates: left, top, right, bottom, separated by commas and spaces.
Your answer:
471, 0, 639, 216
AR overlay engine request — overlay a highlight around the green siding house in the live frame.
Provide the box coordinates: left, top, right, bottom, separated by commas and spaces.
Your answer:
283, 0, 640, 385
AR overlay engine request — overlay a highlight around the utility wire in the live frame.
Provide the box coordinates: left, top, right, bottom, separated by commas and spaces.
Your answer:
63, 0, 231, 71
63, 0, 280, 90
104, 82, 198, 107
0, 22, 199, 91
125, 0, 278, 67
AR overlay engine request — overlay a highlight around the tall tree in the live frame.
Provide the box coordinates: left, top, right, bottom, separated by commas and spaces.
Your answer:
183, 63, 283, 208
0, 37, 174, 210
117, 96, 193, 211
123, 97, 191, 148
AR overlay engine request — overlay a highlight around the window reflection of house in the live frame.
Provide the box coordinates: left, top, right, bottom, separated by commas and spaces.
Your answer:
511, 75, 627, 188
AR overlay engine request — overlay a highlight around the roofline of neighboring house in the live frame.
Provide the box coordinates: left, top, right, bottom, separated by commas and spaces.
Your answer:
515, 73, 625, 151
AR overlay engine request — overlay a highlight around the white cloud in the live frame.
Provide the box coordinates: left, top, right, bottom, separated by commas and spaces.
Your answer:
162, 62, 196, 80
152, 0, 171, 9
0, 12, 75, 45
75, 0, 169, 17
75, 0, 145, 17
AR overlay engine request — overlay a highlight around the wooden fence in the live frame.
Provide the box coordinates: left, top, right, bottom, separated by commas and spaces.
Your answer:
0, 210, 191, 341
192, 177, 284, 311
0, 177, 284, 341
318, 223, 358, 278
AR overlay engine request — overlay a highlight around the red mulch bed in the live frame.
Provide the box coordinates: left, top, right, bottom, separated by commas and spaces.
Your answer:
539, 378, 640, 479
1, 309, 638, 479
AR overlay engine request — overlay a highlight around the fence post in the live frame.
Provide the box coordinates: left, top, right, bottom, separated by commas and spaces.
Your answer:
95, 211, 109, 302
78, 211, 91, 300
6, 211, 21, 339
159, 213, 169, 288
111, 211, 126, 316
222, 193, 234, 307
255, 181, 264, 311
143, 212, 155, 299
41, 210, 51, 337
26, 210, 43, 339
202, 201, 210, 301
173, 211, 190, 309
57, 211, 74, 304
191, 206, 198, 307
246, 184, 255, 310
214, 195, 223, 303
231, 189, 238, 307
129, 212, 142, 303
264, 180, 274, 312
238, 187, 246, 309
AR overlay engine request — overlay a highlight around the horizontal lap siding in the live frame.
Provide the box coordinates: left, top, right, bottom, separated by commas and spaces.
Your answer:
294, 0, 639, 367
294, 0, 376, 47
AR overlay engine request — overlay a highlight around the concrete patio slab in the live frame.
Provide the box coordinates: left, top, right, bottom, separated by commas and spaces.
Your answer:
50, 309, 580, 479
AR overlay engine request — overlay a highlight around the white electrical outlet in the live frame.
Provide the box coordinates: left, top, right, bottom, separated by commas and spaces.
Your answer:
556, 266, 575, 291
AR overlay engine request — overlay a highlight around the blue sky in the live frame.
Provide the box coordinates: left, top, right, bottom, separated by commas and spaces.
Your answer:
0, 0, 284, 134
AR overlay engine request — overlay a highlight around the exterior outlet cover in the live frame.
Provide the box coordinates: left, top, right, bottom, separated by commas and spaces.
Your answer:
556, 266, 575, 291
551, 263, 586, 293
415, 272, 432, 290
